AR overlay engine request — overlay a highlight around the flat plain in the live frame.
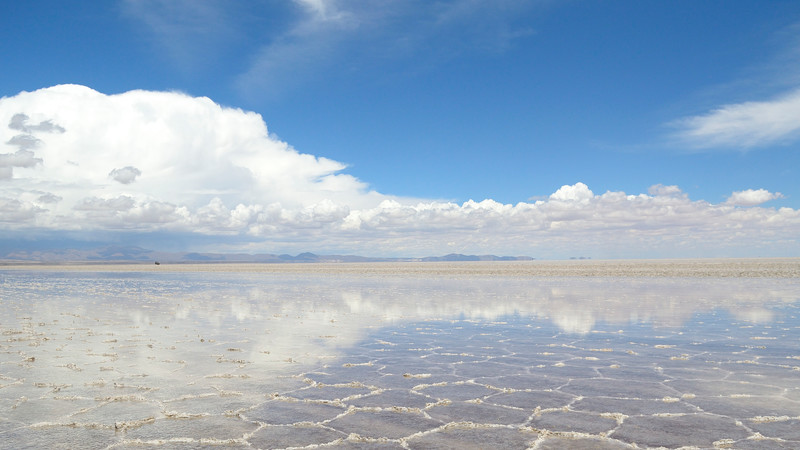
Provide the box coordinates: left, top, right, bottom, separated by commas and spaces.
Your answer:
2, 257, 799, 277
1, 258, 799, 449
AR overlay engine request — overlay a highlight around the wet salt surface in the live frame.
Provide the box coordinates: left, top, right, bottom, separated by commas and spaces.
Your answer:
1, 265, 799, 449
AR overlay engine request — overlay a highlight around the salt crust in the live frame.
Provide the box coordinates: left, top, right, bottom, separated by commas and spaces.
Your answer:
2, 263, 800, 448
3, 257, 799, 277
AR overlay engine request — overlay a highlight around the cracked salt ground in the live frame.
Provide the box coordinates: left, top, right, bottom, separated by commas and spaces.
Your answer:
1, 265, 800, 448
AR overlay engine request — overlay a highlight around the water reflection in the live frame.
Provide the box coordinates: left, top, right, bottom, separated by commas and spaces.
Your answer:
1, 270, 799, 448
3, 273, 799, 369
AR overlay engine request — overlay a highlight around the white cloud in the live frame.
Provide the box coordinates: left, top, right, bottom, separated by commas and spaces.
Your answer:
74, 195, 137, 212
726, 189, 784, 206
109, 166, 142, 184
647, 184, 685, 198
1, 85, 799, 257
549, 182, 593, 202
235, 0, 537, 98
0, 197, 44, 222
1, 84, 376, 207
0, 149, 42, 179
672, 88, 800, 149
294, 0, 349, 22
8, 113, 65, 133
122, 1, 540, 99
120, 0, 239, 70
37, 192, 61, 204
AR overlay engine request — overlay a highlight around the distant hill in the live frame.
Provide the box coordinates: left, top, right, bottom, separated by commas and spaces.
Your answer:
0, 246, 533, 264
419, 253, 534, 262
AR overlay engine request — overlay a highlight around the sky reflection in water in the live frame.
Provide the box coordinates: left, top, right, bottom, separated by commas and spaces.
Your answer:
1, 270, 799, 449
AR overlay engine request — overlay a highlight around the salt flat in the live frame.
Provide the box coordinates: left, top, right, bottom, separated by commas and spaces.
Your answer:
1, 259, 799, 449
2, 257, 799, 277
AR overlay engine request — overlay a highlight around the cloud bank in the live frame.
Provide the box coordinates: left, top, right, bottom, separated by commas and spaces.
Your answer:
1, 85, 798, 257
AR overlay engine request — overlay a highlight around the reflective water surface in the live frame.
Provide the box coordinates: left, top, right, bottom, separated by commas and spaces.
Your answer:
1, 268, 800, 449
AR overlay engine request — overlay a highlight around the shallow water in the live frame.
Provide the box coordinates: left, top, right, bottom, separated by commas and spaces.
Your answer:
1, 268, 799, 449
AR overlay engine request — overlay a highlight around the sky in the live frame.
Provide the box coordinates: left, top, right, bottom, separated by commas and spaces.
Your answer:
1, 0, 800, 259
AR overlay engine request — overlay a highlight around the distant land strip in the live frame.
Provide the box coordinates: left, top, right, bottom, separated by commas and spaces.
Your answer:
0, 246, 533, 264
1, 258, 798, 278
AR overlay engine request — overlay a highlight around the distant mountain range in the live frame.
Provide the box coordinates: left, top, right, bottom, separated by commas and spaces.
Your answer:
0, 246, 534, 264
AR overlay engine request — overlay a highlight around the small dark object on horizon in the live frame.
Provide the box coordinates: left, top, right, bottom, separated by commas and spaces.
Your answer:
154, 261, 160, 265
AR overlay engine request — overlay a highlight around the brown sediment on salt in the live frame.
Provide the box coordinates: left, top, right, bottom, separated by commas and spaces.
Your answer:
95, 394, 148, 402
34, 382, 71, 390
166, 392, 220, 402
210, 388, 243, 398
31, 420, 114, 430
215, 356, 248, 364
10, 396, 27, 409
749, 415, 798, 423
126, 373, 150, 378
201, 436, 253, 446
600, 411, 627, 424
0, 379, 24, 389
52, 395, 90, 401
350, 405, 425, 415
525, 428, 612, 440
403, 372, 432, 378
113, 416, 155, 430
109, 437, 197, 447
162, 410, 209, 418
342, 360, 375, 367
61, 362, 83, 371
425, 398, 453, 408
112, 382, 158, 391
204, 373, 250, 379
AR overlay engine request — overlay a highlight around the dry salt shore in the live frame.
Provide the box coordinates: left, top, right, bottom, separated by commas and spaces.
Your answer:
2, 258, 800, 449
2, 257, 799, 277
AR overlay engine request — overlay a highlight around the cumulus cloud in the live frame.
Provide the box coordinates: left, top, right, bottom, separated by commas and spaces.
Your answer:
672, 88, 800, 149
1, 85, 799, 257
0, 197, 45, 222
0, 84, 375, 208
37, 192, 62, 204
6, 134, 41, 151
74, 195, 137, 212
109, 166, 142, 184
0, 149, 42, 179
648, 184, 685, 198
2, 111, 64, 178
9, 113, 66, 134
0, 149, 41, 169
726, 189, 784, 206
549, 182, 593, 202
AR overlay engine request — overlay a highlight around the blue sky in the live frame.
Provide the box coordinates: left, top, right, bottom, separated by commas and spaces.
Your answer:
1, 0, 800, 258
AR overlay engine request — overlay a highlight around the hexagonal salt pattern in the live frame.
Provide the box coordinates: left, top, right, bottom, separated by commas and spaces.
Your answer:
1, 266, 799, 449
